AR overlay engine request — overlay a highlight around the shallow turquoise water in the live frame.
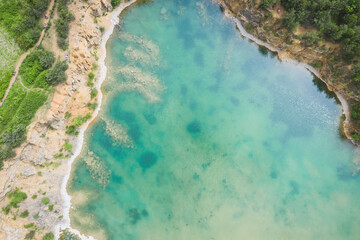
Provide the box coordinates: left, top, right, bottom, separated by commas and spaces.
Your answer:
69, 1, 360, 239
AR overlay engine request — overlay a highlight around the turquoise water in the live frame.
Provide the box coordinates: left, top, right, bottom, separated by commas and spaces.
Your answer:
68, 1, 360, 239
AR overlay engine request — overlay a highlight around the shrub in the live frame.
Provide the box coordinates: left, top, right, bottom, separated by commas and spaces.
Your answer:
55, 0, 74, 50
73, 113, 92, 127
91, 63, 98, 71
1, 124, 26, 148
19, 48, 54, 86
42, 232, 54, 240
65, 125, 78, 135
48, 205, 54, 211
33, 48, 55, 69
282, 10, 299, 33
90, 89, 98, 99
0, 148, 15, 167
20, 210, 29, 218
2, 188, 27, 214
24, 223, 34, 229
111, 0, 121, 7
25, 230, 35, 239
88, 72, 95, 80
41, 197, 50, 205
300, 32, 321, 47
353, 64, 360, 82
64, 143, 72, 151
8, 189, 27, 208
46, 61, 68, 85
87, 102, 98, 110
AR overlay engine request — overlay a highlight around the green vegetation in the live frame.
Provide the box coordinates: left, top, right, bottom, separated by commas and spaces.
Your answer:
0, 0, 51, 49
41, 197, 50, 205
48, 204, 54, 211
65, 125, 78, 135
259, 0, 279, 10
111, 0, 121, 8
90, 89, 98, 99
91, 63, 98, 71
88, 72, 95, 80
87, 102, 98, 110
278, 0, 360, 62
0, 45, 68, 165
64, 142, 73, 151
42, 232, 54, 240
0, 28, 22, 100
25, 230, 35, 239
73, 113, 92, 127
2, 188, 27, 215
59, 231, 80, 240
55, 0, 74, 50
65, 113, 92, 136
20, 209, 29, 218
353, 63, 360, 82
24, 223, 34, 229
46, 60, 69, 85
298, 32, 321, 47
19, 47, 55, 87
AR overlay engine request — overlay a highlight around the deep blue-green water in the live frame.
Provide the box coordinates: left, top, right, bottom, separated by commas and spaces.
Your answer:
68, 1, 360, 239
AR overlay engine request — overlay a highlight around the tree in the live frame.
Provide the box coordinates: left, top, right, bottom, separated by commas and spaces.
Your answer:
283, 10, 299, 33
1, 124, 27, 148
46, 61, 68, 85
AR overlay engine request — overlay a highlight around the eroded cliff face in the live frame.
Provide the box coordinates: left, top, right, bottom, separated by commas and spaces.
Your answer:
217, 0, 359, 144
0, 0, 113, 239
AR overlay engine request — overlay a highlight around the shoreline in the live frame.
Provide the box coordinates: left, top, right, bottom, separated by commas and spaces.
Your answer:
55, 1, 137, 239
219, 3, 354, 146
59, 1, 355, 239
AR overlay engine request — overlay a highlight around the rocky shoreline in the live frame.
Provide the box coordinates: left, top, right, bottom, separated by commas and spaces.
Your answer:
216, 0, 358, 146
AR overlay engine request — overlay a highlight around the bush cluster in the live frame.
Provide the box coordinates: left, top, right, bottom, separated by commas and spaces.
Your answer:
277, 0, 360, 61
19, 47, 55, 87
2, 188, 27, 215
55, 0, 74, 50
0, 0, 51, 49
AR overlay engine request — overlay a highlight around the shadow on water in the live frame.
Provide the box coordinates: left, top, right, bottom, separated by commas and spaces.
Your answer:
257, 45, 277, 58
311, 76, 339, 103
